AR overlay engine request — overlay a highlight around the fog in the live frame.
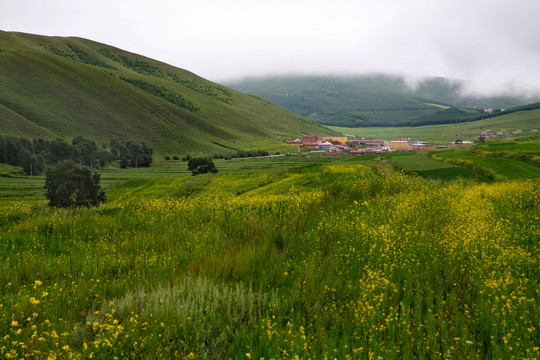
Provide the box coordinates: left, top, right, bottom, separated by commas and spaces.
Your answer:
3, 0, 540, 96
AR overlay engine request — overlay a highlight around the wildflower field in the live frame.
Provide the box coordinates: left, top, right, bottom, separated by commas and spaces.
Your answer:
0, 148, 539, 359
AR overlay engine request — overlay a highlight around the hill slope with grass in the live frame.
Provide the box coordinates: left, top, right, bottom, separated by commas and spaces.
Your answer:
0, 31, 333, 155
227, 75, 540, 127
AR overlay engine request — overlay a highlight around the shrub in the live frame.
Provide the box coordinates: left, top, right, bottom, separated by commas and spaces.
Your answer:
187, 157, 218, 176
44, 160, 105, 208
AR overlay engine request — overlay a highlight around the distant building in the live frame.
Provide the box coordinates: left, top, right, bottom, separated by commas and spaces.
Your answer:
411, 142, 429, 149
480, 130, 495, 137
388, 140, 412, 150
348, 139, 385, 148
302, 135, 318, 143
317, 142, 332, 151
321, 136, 348, 144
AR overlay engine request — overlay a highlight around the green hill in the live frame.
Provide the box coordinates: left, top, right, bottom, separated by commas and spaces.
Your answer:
227, 75, 539, 127
0, 31, 333, 155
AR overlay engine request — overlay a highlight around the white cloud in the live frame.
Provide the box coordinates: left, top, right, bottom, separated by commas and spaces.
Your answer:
2, 0, 540, 95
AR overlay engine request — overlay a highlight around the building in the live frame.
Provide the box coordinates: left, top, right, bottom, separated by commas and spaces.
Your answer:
317, 142, 332, 151
388, 140, 412, 150
348, 139, 385, 148
301, 135, 318, 143
411, 142, 429, 149
321, 136, 348, 144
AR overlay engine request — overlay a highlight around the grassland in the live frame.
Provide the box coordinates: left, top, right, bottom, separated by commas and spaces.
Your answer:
1, 138, 539, 359
330, 108, 540, 143
0, 31, 333, 155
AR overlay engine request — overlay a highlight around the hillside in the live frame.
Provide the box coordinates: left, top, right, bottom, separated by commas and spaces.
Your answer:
0, 31, 333, 155
227, 75, 540, 127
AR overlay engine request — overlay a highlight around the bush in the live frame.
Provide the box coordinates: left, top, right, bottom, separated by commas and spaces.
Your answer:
187, 157, 218, 176
44, 160, 105, 208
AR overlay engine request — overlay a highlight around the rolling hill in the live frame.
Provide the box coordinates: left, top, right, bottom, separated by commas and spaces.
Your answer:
227, 75, 540, 127
0, 31, 334, 155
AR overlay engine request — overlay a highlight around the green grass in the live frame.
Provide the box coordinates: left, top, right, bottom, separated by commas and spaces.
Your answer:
387, 154, 494, 181
415, 167, 492, 181
389, 154, 455, 171
0, 31, 334, 156
437, 153, 540, 180
330, 110, 540, 143
0, 164, 538, 359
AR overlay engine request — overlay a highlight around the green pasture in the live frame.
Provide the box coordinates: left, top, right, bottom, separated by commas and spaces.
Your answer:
331, 109, 540, 143
436, 153, 540, 180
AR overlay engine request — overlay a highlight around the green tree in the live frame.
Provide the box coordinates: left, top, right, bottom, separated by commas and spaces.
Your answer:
44, 160, 105, 208
72, 136, 98, 168
187, 157, 218, 176
47, 138, 73, 164
96, 149, 115, 169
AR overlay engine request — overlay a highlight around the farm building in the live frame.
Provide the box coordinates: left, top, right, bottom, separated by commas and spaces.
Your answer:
388, 140, 412, 150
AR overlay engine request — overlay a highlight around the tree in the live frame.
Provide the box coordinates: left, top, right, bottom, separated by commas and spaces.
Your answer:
72, 136, 98, 168
187, 157, 218, 176
44, 160, 105, 208
96, 149, 115, 169
47, 138, 73, 165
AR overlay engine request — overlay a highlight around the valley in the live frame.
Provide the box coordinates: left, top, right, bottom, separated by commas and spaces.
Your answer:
1, 30, 539, 360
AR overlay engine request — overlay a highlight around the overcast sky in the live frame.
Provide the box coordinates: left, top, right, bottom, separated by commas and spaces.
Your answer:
3, 0, 540, 95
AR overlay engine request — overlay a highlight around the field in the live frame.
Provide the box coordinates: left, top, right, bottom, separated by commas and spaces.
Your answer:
0, 143, 539, 359
330, 108, 540, 143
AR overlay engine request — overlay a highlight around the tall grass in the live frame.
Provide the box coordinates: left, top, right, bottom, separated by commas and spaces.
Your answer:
0, 166, 538, 359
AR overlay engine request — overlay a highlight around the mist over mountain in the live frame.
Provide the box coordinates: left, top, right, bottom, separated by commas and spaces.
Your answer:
227, 74, 540, 127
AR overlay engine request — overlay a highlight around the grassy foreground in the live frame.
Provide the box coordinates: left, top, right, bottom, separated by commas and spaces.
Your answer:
0, 159, 538, 359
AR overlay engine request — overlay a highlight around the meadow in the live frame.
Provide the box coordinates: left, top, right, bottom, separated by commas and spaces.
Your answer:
0, 145, 539, 359
330, 108, 540, 143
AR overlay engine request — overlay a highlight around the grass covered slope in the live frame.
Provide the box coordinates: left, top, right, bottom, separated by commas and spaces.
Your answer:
0, 163, 538, 359
0, 31, 333, 154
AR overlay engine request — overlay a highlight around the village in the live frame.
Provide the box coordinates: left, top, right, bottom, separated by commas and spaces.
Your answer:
286, 128, 537, 155
286, 135, 471, 155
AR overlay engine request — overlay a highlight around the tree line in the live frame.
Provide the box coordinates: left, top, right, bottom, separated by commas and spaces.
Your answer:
0, 135, 153, 175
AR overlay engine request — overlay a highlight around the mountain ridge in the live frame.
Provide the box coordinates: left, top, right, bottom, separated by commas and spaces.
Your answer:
226, 74, 540, 127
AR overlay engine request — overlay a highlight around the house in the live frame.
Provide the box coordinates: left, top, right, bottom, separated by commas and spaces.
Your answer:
348, 139, 385, 148
321, 136, 348, 144
317, 142, 332, 151
412, 142, 429, 149
303, 142, 319, 149
301, 135, 318, 143
388, 140, 412, 150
